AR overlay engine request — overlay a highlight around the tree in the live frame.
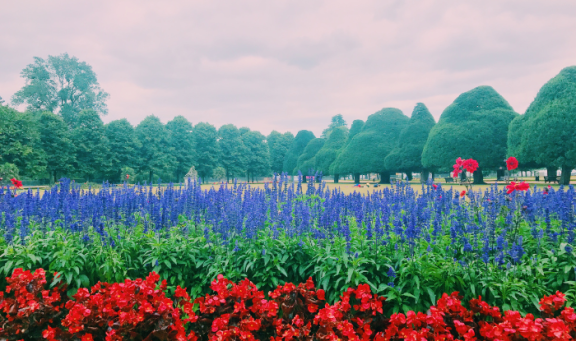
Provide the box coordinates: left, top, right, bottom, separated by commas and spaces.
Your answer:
166, 116, 195, 182
0, 96, 4, 105
508, 66, 576, 185
422, 86, 518, 184
71, 109, 111, 180
135, 115, 175, 183
218, 124, 246, 182
283, 130, 315, 175
0, 105, 46, 177
0, 163, 19, 186
315, 127, 348, 182
267, 131, 294, 174
12, 53, 109, 125
242, 131, 270, 182
39, 112, 75, 182
293, 138, 325, 181
212, 167, 226, 182
330, 120, 364, 181
193, 122, 219, 181
385, 103, 436, 180
321, 114, 347, 138
105, 119, 140, 182
334, 108, 409, 183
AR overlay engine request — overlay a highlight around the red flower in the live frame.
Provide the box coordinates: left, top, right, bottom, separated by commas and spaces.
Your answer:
506, 181, 530, 194
432, 184, 438, 190
462, 159, 479, 173
10, 178, 23, 189
506, 157, 518, 171
460, 190, 466, 197
316, 289, 326, 301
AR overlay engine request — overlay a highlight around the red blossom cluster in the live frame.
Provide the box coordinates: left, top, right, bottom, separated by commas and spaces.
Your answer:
506, 181, 531, 194
506, 157, 519, 171
452, 158, 479, 178
2, 269, 576, 341
10, 178, 23, 189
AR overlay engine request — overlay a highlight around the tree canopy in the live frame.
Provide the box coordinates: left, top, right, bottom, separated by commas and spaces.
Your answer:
422, 86, 518, 181
334, 108, 408, 180
218, 124, 246, 181
315, 126, 348, 175
268, 131, 294, 174
166, 116, 195, 182
242, 130, 270, 181
321, 114, 347, 138
283, 130, 315, 175
135, 115, 175, 183
193, 122, 219, 181
508, 66, 576, 184
105, 119, 140, 182
294, 138, 325, 176
71, 110, 111, 180
39, 112, 75, 182
385, 103, 435, 174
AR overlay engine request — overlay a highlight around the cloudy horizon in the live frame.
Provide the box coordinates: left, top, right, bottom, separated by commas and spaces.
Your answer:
1, 0, 575, 136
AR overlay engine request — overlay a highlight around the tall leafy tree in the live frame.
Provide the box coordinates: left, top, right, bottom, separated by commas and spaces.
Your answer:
105, 119, 140, 182
329, 119, 364, 181
334, 109, 408, 184
135, 115, 175, 183
508, 66, 576, 185
218, 124, 246, 182
268, 131, 294, 174
39, 112, 75, 182
166, 116, 195, 182
283, 130, 315, 175
422, 86, 518, 184
242, 131, 270, 182
294, 138, 325, 181
385, 103, 436, 180
321, 114, 347, 138
0, 105, 46, 177
71, 109, 111, 180
12, 53, 109, 125
193, 122, 220, 181
315, 126, 348, 182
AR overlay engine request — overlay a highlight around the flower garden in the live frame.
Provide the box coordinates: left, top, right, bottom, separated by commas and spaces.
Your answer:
1, 158, 576, 340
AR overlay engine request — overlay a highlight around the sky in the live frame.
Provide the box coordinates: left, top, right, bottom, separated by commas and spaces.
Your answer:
1, 0, 575, 137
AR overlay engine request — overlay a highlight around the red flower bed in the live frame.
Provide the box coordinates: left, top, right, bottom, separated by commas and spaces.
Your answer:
1, 269, 575, 341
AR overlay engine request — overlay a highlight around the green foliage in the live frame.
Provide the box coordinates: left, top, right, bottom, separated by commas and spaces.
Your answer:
268, 131, 294, 174
39, 112, 75, 182
166, 116, 195, 182
193, 122, 220, 180
212, 167, 226, 181
294, 138, 325, 175
330, 120, 364, 175
509, 66, 576, 171
334, 108, 409, 174
0, 105, 46, 177
135, 115, 175, 183
0, 164, 19, 185
321, 114, 347, 138
422, 86, 518, 171
283, 131, 315, 175
121, 167, 135, 183
242, 130, 271, 179
315, 127, 347, 175
105, 119, 140, 182
385, 103, 435, 173
218, 124, 247, 180
71, 110, 111, 180
11, 53, 109, 125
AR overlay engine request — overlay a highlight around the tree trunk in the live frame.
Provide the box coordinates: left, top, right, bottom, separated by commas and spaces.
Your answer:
149, 170, 153, 184
354, 173, 360, 184
496, 169, 505, 180
302, 174, 307, 183
421, 170, 429, 182
546, 166, 557, 179
473, 169, 485, 184
561, 165, 572, 185
379, 171, 390, 184
334, 174, 339, 183
406, 171, 413, 181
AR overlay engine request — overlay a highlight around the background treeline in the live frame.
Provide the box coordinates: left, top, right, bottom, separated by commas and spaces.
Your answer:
1, 54, 575, 185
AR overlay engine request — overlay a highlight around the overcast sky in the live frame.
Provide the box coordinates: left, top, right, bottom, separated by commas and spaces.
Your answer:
1, 0, 575, 136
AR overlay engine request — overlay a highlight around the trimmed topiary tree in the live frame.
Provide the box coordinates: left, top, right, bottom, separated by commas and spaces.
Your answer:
330, 120, 364, 182
334, 108, 409, 184
293, 138, 325, 182
283, 130, 315, 175
507, 66, 576, 185
315, 126, 348, 183
422, 86, 518, 184
384, 103, 435, 181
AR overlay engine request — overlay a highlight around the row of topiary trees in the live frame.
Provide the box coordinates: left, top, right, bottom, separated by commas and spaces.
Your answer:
284, 66, 576, 185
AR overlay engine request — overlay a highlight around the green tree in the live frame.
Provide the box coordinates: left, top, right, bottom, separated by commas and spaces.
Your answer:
294, 138, 325, 181
283, 130, 315, 175
329, 120, 364, 181
242, 131, 270, 182
166, 116, 195, 182
0, 163, 19, 186
218, 124, 246, 182
315, 127, 348, 182
193, 122, 219, 181
0, 105, 46, 177
105, 119, 140, 182
422, 86, 518, 184
508, 66, 576, 185
212, 166, 226, 182
71, 109, 111, 180
321, 114, 347, 138
135, 115, 175, 183
385, 103, 436, 181
39, 112, 75, 182
12, 53, 109, 125
267, 131, 294, 174
334, 108, 408, 183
